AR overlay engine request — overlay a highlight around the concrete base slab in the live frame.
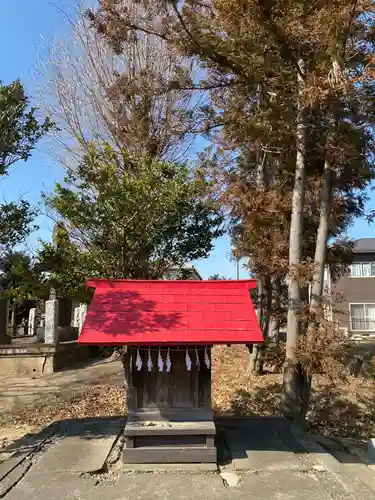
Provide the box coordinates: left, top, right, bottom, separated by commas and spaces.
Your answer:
0, 458, 33, 497
289, 424, 341, 473
340, 463, 375, 494
6, 472, 233, 500
317, 470, 375, 500
0, 421, 59, 493
7, 469, 369, 500
241, 471, 334, 500
31, 417, 124, 474
4, 416, 375, 500
245, 449, 306, 471
0, 453, 30, 482
121, 462, 218, 472
0, 424, 59, 497
5, 472, 99, 500
220, 418, 313, 472
101, 472, 244, 499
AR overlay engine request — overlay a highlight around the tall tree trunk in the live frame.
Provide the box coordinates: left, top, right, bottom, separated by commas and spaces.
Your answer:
297, 159, 333, 420
290, 158, 333, 424
310, 159, 332, 309
249, 277, 272, 375
248, 279, 264, 374
281, 59, 309, 424
273, 278, 282, 341
249, 116, 272, 375
310, 56, 341, 316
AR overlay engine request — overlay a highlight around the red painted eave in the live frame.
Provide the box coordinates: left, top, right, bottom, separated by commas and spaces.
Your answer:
79, 279, 263, 346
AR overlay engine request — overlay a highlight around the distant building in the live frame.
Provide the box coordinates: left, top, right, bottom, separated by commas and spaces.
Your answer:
332, 238, 375, 338
163, 267, 202, 280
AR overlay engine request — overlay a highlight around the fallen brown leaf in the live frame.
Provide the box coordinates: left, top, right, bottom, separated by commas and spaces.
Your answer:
1, 345, 374, 441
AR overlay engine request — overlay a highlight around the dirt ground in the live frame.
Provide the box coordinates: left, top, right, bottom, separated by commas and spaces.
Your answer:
0, 357, 124, 449
1, 345, 374, 450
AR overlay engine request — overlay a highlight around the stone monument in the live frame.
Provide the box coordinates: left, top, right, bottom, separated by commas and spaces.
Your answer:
28, 307, 37, 336
44, 223, 60, 344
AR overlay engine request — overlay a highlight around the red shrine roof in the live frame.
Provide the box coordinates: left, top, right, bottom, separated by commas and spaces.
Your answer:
78, 279, 263, 345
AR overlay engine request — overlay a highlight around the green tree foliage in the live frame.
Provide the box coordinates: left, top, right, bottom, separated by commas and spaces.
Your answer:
0, 251, 40, 300
0, 80, 52, 256
0, 200, 37, 254
0, 251, 47, 334
40, 144, 223, 295
0, 80, 51, 175
36, 224, 95, 301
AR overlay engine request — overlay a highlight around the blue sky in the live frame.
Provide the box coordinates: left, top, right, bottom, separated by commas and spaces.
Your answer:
0, 1, 374, 280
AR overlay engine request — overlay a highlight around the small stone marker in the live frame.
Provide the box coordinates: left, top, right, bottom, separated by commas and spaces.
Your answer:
28, 308, 37, 336
79, 303, 87, 334
73, 306, 80, 329
45, 300, 59, 344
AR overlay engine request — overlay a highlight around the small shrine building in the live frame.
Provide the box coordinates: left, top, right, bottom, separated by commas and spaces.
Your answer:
79, 278, 263, 464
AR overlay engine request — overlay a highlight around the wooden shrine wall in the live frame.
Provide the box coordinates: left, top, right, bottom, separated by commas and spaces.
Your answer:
124, 347, 211, 412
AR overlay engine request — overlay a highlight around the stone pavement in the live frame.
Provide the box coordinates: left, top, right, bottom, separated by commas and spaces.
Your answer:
2, 417, 375, 499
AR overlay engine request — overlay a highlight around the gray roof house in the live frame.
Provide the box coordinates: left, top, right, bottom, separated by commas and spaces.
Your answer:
332, 238, 375, 339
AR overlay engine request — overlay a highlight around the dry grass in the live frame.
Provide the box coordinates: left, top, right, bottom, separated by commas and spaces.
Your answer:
0, 384, 125, 429
1, 345, 374, 442
212, 345, 375, 440
212, 345, 282, 416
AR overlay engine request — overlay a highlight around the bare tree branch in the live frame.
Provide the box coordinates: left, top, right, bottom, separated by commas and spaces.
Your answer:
35, 0, 208, 167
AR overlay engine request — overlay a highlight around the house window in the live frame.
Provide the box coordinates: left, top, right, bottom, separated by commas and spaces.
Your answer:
349, 262, 375, 277
350, 304, 375, 331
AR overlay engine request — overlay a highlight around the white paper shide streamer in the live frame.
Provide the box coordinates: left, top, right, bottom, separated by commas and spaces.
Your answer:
157, 348, 164, 372
166, 348, 172, 372
185, 349, 192, 371
135, 347, 143, 371
204, 347, 210, 369
133, 346, 208, 373
147, 347, 153, 371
